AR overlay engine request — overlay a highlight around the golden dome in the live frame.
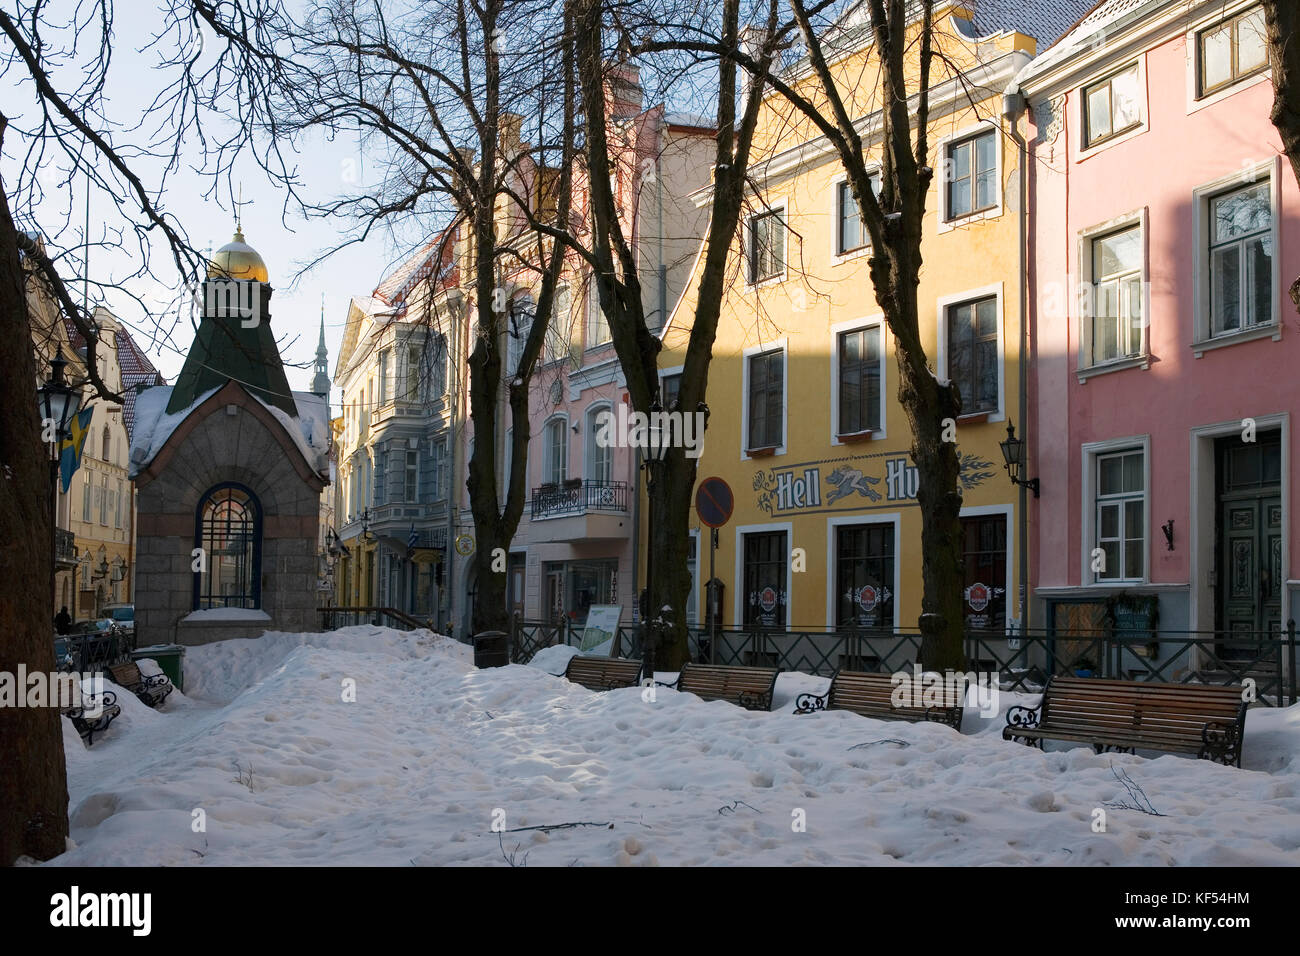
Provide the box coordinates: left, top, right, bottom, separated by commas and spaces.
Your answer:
207, 228, 269, 283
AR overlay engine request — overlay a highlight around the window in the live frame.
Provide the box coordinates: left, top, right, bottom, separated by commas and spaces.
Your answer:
544, 419, 567, 486
102, 427, 111, 464
836, 174, 880, 255
1209, 179, 1273, 336
743, 530, 787, 629
406, 346, 421, 401
746, 349, 784, 451
1090, 226, 1144, 364
1094, 450, 1145, 582
195, 484, 261, 609
946, 296, 998, 415
377, 349, 390, 404
586, 407, 612, 484
837, 326, 882, 435
748, 209, 785, 283
405, 450, 419, 503
431, 439, 447, 500
660, 372, 682, 411
686, 533, 699, 626
586, 283, 610, 348
1199, 5, 1267, 97
945, 130, 996, 219
429, 333, 447, 397
82, 475, 92, 522
836, 523, 894, 628
114, 480, 123, 529
507, 296, 533, 374
546, 285, 571, 364
1083, 63, 1141, 147
99, 476, 109, 526
960, 515, 1006, 631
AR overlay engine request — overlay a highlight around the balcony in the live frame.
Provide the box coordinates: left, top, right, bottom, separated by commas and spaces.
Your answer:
56, 528, 78, 568
529, 479, 630, 542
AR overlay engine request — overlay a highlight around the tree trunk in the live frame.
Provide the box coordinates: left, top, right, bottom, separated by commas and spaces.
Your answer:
0, 115, 70, 865
1263, 0, 1300, 310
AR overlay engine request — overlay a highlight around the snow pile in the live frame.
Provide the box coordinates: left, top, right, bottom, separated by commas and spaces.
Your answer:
48, 628, 1300, 866
528, 644, 581, 676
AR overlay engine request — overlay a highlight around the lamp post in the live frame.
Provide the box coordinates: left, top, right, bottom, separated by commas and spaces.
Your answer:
36, 347, 82, 622
999, 420, 1039, 498
638, 397, 670, 675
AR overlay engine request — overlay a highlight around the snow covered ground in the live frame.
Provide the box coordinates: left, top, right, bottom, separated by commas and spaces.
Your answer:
45, 627, 1300, 866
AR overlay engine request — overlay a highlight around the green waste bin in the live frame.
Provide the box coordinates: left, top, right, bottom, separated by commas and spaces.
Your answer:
133, 644, 186, 692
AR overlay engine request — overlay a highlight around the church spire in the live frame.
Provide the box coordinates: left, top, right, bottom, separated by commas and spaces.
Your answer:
312, 296, 331, 397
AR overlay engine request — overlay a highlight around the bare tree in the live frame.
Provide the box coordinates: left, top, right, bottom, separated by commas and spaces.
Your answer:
0, 0, 289, 864
1262, 1, 1300, 308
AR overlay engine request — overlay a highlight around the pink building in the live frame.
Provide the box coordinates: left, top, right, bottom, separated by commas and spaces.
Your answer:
1020, 0, 1298, 674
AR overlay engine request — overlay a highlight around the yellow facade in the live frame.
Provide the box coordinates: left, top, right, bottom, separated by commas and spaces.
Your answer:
658, 13, 1036, 636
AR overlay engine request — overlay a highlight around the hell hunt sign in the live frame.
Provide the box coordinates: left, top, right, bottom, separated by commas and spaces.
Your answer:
754, 450, 993, 515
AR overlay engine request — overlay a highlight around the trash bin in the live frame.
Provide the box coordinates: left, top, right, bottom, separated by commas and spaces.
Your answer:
133, 644, 186, 692
472, 631, 509, 669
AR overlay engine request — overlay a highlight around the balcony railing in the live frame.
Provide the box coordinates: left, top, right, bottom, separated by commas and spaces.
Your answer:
55, 528, 78, 567
530, 479, 629, 519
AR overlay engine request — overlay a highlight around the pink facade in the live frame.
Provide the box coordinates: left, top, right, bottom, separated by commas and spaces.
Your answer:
1024, 0, 1299, 650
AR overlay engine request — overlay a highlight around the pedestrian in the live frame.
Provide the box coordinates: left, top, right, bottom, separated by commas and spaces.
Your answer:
54, 605, 72, 635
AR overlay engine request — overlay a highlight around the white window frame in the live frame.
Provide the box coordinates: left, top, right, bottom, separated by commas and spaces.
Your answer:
740, 337, 788, 459
936, 121, 1002, 232
830, 170, 880, 263
1075, 55, 1149, 161
1186, 1, 1271, 113
1076, 208, 1150, 380
377, 348, 390, 404
686, 528, 700, 627
405, 449, 419, 503
546, 284, 571, 365
542, 415, 569, 486
1192, 158, 1282, 354
744, 200, 788, 288
829, 315, 887, 445
1081, 435, 1151, 587
585, 281, 611, 351
824, 512, 902, 632
733, 521, 794, 632
584, 402, 613, 485
934, 283, 1005, 422
957, 502, 1016, 636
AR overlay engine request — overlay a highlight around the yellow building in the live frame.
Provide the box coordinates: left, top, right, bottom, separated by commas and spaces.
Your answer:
656, 4, 1087, 656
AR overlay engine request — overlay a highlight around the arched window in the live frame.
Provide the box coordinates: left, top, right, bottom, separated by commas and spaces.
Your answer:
543, 417, 568, 486
102, 426, 112, 464
586, 404, 612, 485
194, 483, 262, 609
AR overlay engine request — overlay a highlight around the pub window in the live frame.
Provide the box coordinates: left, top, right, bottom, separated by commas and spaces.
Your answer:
960, 515, 1007, 631
743, 530, 787, 629
836, 523, 894, 629
194, 483, 261, 609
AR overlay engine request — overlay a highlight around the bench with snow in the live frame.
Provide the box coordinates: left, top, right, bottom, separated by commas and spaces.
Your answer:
1002, 676, 1247, 767
64, 689, 121, 746
563, 656, 643, 692
660, 663, 779, 711
107, 661, 173, 708
794, 669, 963, 731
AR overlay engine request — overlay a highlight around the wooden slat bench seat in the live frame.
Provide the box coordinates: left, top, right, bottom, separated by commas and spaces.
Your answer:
563, 655, 643, 692
107, 661, 173, 708
667, 663, 779, 711
64, 690, 121, 746
794, 669, 963, 730
1002, 676, 1247, 767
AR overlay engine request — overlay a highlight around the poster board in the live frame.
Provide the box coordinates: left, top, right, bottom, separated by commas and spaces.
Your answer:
579, 605, 622, 653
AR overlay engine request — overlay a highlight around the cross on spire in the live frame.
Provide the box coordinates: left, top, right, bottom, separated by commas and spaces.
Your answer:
234, 183, 253, 234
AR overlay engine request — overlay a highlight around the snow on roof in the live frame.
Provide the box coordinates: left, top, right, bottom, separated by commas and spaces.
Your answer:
835, 0, 1099, 52
129, 384, 329, 479
1015, 0, 1164, 85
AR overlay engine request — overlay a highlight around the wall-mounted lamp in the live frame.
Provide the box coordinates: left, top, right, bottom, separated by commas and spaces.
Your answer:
1161, 520, 1175, 551
998, 420, 1039, 498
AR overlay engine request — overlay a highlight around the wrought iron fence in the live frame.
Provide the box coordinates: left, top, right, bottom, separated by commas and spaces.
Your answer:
508, 617, 1298, 705
529, 480, 629, 519
317, 606, 430, 632
54, 629, 131, 673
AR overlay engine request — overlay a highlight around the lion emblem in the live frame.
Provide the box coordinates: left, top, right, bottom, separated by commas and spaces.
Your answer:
825, 465, 882, 503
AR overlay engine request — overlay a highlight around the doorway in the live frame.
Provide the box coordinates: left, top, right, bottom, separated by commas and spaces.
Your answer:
1216, 432, 1282, 642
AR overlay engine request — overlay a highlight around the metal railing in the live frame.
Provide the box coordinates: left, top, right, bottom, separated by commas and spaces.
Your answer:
507, 617, 1298, 705
317, 606, 432, 632
55, 628, 132, 673
529, 479, 629, 519
55, 528, 78, 567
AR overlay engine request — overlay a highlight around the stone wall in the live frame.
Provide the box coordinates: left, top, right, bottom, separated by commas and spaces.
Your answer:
134, 382, 326, 647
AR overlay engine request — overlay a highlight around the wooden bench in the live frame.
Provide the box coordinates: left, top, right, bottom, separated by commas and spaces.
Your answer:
668, 663, 779, 711
64, 690, 121, 746
794, 669, 963, 730
107, 661, 173, 708
1002, 676, 1248, 767
563, 656, 643, 692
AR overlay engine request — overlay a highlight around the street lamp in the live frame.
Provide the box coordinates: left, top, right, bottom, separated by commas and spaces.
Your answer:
37, 347, 83, 621
999, 420, 1039, 498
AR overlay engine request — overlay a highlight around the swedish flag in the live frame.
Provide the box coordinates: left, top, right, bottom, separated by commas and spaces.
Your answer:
59, 406, 94, 493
